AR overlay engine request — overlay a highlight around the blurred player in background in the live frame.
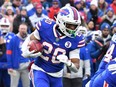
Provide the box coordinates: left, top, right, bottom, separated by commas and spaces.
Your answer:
0, 17, 15, 87
21, 5, 85, 87
7, 23, 30, 87
86, 33, 116, 87
92, 57, 116, 87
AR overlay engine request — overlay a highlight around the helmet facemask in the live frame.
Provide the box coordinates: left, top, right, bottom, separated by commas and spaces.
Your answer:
65, 22, 80, 36
57, 18, 81, 38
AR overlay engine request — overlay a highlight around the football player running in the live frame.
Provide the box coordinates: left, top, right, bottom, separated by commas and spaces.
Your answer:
21, 5, 85, 87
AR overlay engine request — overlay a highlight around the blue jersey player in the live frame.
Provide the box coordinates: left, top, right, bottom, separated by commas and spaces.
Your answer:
92, 58, 116, 87
103, 58, 116, 87
21, 5, 85, 87
0, 17, 15, 87
86, 33, 116, 87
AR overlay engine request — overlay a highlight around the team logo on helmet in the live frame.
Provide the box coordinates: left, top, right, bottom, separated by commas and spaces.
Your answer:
60, 9, 70, 16
65, 41, 72, 48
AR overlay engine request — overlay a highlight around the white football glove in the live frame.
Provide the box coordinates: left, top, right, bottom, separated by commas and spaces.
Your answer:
22, 46, 42, 58
57, 54, 72, 67
57, 54, 79, 73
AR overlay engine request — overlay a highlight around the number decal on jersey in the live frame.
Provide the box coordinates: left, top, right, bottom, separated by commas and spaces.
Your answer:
41, 42, 66, 63
103, 81, 109, 87
111, 34, 116, 43
108, 63, 116, 74
108, 64, 116, 70
52, 48, 66, 63
104, 44, 115, 62
45, 19, 52, 24
40, 42, 53, 61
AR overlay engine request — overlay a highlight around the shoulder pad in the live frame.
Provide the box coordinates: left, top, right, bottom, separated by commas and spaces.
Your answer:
76, 34, 85, 48
35, 18, 55, 31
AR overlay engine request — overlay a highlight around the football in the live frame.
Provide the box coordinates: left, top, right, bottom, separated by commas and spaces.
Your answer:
28, 40, 43, 53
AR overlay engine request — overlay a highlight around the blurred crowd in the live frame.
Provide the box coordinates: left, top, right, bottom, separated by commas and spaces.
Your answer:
0, 0, 116, 87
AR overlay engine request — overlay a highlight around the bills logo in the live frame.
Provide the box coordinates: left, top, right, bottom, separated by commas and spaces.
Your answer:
60, 9, 70, 16
65, 41, 72, 48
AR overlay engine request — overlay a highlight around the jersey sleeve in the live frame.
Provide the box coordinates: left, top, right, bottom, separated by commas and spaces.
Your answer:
6, 36, 14, 68
33, 30, 41, 40
77, 34, 85, 48
35, 18, 55, 31
34, 18, 55, 39
35, 20, 41, 31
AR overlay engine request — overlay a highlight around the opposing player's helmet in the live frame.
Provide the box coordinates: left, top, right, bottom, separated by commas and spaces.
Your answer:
56, 5, 81, 37
0, 17, 10, 34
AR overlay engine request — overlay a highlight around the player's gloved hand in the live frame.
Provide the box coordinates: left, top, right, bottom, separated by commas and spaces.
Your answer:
22, 46, 42, 58
57, 54, 72, 67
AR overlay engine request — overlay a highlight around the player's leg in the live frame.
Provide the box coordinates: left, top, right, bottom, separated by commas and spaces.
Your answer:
50, 75, 63, 87
30, 69, 49, 87
63, 77, 71, 87
72, 78, 82, 87
20, 69, 30, 87
89, 68, 105, 87
89, 72, 100, 87
10, 70, 20, 87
